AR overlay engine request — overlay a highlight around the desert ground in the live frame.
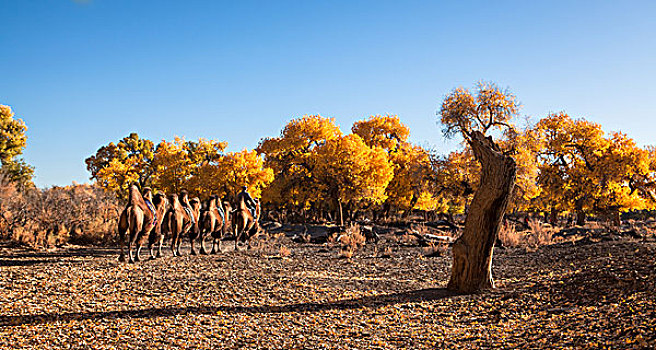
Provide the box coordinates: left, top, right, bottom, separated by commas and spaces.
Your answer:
0, 227, 654, 350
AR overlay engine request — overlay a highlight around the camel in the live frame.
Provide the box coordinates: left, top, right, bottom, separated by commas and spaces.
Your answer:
187, 196, 202, 255
146, 191, 169, 259
198, 195, 231, 254
164, 191, 200, 257
232, 196, 260, 251
117, 184, 155, 263
214, 201, 232, 253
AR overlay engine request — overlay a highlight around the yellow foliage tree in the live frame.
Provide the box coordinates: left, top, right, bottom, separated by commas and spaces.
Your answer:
313, 134, 393, 225
0, 104, 33, 187
533, 113, 653, 225
185, 138, 228, 167
353, 115, 436, 214
429, 149, 480, 217
500, 123, 542, 212
94, 158, 141, 195
85, 133, 154, 197
257, 115, 342, 211
183, 138, 228, 198
386, 144, 436, 211
592, 132, 654, 220
213, 149, 274, 202
438, 81, 519, 293
151, 137, 193, 195
352, 114, 410, 151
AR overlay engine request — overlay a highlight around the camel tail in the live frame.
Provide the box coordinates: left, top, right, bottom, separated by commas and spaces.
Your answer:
128, 206, 141, 237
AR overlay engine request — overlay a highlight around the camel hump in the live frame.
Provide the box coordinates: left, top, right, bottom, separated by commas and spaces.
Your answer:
127, 184, 142, 206
127, 184, 149, 213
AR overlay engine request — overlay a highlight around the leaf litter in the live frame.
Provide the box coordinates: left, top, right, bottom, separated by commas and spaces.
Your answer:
0, 238, 653, 349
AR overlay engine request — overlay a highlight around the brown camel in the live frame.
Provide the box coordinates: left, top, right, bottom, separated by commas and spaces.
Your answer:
187, 195, 202, 255
232, 197, 260, 251
146, 191, 169, 259
214, 201, 232, 253
164, 191, 200, 257
117, 184, 155, 263
198, 195, 230, 254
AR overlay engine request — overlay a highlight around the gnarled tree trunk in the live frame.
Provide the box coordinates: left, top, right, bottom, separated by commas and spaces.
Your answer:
447, 131, 517, 293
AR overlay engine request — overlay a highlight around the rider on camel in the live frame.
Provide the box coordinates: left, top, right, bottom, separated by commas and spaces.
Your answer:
213, 194, 225, 221
142, 187, 157, 224
236, 185, 257, 218
179, 190, 196, 225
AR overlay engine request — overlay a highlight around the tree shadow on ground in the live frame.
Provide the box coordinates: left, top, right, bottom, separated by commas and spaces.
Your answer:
0, 258, 64, 267
0, 288, 459, 327
3, 247, 119, 259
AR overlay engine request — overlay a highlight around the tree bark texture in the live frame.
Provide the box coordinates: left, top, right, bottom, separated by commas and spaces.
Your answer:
447, 131, 517, 293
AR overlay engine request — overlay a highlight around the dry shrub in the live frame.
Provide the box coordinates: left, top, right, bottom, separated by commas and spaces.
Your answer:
499, 219, 554, 248
339, 247, 354, 259
270, 232, 285, 241
526, 219, 554, 247
587, 221, 605, 230
499, 222, 523, 247
413, 224, 431, 235
422, 242, 448, 257
338, 224, 365, 258
326, 232, 339, 247
0, 179, 120, 248
278, 245, 291, 258
396, 232, 420, 246
379, 246, 393, 258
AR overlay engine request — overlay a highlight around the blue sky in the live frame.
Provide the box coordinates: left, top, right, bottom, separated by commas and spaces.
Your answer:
2, 0, 655, 187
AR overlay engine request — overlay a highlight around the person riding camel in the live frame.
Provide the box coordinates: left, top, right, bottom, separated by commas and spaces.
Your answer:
179, 190, 196, 225
236, 185, 257, 218
214, 195, 226, 221
142, 187, 157, 224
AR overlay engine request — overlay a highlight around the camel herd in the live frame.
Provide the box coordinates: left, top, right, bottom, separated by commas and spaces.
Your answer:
118, 185, 260, 263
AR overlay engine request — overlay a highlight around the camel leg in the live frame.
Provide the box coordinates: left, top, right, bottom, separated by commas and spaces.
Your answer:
118, 211, 128, 262
212, 236, 221, 254
190, 232, 198, 256
200, 233, 209, 255
171, 233, 178, 257
127, 234, 135, 264
118, 230, 126, 262
147, 233, 157, 260
157, 235, 164, 258
135, 243, 142, 262
176, 236, 183, 256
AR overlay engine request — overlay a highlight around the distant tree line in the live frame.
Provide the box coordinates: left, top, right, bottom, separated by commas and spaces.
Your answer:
2, 84, 656, 248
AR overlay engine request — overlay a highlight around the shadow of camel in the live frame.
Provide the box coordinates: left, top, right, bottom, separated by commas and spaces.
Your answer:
0, 288, 459, 327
